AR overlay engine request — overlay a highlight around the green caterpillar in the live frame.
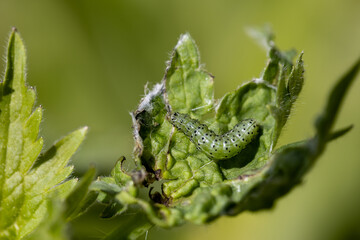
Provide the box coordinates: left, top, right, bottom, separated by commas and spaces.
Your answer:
169, 112, 260, 160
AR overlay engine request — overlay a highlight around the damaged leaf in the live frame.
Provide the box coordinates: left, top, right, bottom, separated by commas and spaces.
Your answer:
92, 29, 359, 239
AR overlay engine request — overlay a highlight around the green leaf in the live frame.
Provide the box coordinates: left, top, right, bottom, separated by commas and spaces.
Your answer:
315, 57, 360, 145
90, 158, 140, 219
95, 30, 358, 232
269, 52, 305, 149
0, 29, 87, 240
64, 167, 97, 221
230, 57, 359, 211
25, 200, 68, 240
133, 33, 298, 205
103, 213, 152, 240
111, 156, 133, 186
166, 33, 214, 116
248, 25, 296, 85
98, 32, 303, 227
327, 125, 353, 142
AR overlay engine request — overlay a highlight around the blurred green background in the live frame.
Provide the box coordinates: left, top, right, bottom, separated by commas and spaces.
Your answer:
1, 0, 360, 239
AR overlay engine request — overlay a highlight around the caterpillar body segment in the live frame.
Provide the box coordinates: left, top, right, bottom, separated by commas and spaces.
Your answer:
169, 112, 259, 160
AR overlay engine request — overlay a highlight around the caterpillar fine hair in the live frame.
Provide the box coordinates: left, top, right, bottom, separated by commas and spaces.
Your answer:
169, 112, 259, 160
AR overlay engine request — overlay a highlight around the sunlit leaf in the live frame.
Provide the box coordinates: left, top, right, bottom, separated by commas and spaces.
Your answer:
0, 29, 87, 240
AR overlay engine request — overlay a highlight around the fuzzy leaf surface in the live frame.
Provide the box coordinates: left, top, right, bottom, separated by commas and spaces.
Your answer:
95, 31, 358, 232
128, 32, 306, 225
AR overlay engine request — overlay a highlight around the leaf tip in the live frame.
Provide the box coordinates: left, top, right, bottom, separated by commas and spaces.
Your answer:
6, 26, 26, 64
35, 105, 43, 111
299, 51, 304, 59
10, 27, 24, 43
179, 32, 192, 41
67, 126, 88, 144
79, 126, 89, 135
246, 24, 275, 50
87, 165, 97, 175
176, 33, 193, 48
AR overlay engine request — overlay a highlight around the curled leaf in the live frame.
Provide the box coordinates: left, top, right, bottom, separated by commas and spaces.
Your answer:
94, 30, 359, 235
